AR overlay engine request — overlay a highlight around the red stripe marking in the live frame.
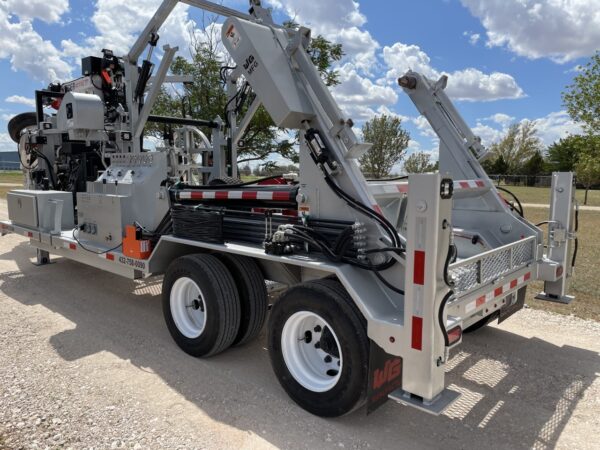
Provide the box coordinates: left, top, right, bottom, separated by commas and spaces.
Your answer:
106, 253, 115, 261
524, 272, 531, 281
459, 181, 470, 189
69, 243, 77, 250
494, 287, 503, 297
411, 316, 423, 351
476, 296, 486, 307
190, 192, 204, 200
215, 191, 229, 200
242, 191, 258, 200
510, 279, 518, 289
27, 232, 33, 238
475, 180, 485, 187
396, 184, 409, 193
273, 191, 291, 201
413, 250, 426, 285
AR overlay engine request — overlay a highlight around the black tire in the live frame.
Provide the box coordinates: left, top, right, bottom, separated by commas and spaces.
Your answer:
8, 112, 37, 143
216, 253, 268, 346
208, 176, 243, 186
162, 254, 241, 357
268, 279, 369, 417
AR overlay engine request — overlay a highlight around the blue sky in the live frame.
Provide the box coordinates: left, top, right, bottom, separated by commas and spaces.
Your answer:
1, 0, 598, 164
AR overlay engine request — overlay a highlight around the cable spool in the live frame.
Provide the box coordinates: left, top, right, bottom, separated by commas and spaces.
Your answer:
171, 205, 224, 244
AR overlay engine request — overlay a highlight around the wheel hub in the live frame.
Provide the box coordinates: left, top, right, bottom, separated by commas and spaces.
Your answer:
281, 311, 343, 392
170, 277, 207, 339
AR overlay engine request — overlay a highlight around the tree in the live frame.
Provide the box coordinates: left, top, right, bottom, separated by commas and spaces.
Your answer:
488, 121, 544, 174
150, 19, 344, 167
547, 135, 583, 172
521, 151, 546, 185
574, 135, 600, 205
403, 152, 437, 174
563, 52, 600, 134
359, 115, 410, 179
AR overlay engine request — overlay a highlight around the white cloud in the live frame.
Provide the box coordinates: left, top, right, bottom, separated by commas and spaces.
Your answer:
472, 111, 582, 147
0, 4, 72, 82
382, 42, 525, 102
61, 1, 197, 61
0, 132, 15, 152
534, 111, 582, 146
485, 113, 515, 126
267, 0, 377, 72
463, 31, 480, 46
331, 64, 399, 123
5, 95, 35, 108
3, 0, 69, 23
461, 0, 600, 63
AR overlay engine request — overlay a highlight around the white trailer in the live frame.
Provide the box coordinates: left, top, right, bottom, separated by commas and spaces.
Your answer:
2, 0, 578, 417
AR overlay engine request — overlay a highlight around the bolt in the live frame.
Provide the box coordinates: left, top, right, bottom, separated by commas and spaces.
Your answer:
314, 342, 321, 349
324, 355, 332, 363
314, 325, 322, 333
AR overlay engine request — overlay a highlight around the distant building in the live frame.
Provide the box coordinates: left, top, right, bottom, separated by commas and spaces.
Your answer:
0, 151, 20, 170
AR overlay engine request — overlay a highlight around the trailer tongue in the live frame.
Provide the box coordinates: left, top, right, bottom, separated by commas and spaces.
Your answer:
1, 0, 577, 417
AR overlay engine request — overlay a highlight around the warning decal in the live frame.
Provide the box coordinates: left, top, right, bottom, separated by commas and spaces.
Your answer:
225, 24, 241, 49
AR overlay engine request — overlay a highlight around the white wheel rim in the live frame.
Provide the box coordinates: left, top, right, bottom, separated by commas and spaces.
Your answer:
170, 277, 207, 339
281, 311, 343, 392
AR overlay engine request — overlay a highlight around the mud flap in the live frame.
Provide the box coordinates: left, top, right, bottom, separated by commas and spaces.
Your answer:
498, 286, 526, 324
366, 341, 403, 414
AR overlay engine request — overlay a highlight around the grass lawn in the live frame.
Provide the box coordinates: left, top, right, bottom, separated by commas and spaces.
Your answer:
523, 207, 599, 321
0, 171, 23, 185
497, 185, 600, 207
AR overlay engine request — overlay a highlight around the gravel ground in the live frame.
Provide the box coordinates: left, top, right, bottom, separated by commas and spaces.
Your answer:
0, 231, 599, 449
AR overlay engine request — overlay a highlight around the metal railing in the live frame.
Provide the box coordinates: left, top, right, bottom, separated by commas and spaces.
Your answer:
449, 236, 536, 296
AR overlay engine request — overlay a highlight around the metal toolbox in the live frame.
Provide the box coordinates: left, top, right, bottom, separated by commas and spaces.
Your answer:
7, 190, 74, 232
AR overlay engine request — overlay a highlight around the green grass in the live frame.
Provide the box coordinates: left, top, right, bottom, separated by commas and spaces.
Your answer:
497, 185, 600, 207
524, 207, 600, 321
0, 171, 23, 185
0, 171, 23, 199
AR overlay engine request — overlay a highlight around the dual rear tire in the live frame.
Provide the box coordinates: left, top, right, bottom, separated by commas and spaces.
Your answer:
162, 253, 267, 356
162, 255, 369, 417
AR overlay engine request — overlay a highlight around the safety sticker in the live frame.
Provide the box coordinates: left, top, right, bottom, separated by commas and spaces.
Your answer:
225, 24, 241, 49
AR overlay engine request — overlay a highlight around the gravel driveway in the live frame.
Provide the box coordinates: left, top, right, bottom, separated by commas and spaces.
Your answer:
0, 230, 599, 450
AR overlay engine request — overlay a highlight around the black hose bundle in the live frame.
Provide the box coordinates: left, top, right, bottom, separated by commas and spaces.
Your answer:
171, 205, 224, 244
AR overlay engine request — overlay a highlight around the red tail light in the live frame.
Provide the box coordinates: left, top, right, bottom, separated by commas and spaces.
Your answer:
447, 326, 462, 346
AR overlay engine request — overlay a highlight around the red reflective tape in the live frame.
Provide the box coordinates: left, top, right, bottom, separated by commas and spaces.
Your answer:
215, 191, 229, 200
413, 250, 425, 285
396, 184, 409, 193
476, 296, 486, 307
190, 192, 204, 200
373, 204, 384, 216
27, 232, 33, 238
494, 287, 503, 297
101, 70, 112, 84
524, 272, 531, 281
273, 191, 291, 201
475, 180, 485, 187
69, 243, 77, 250
242, 191, 258, 200
106, 253, 115, 261
459, 181, 470, 189
411, 316, 423, 351
510, 279, 518, 289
